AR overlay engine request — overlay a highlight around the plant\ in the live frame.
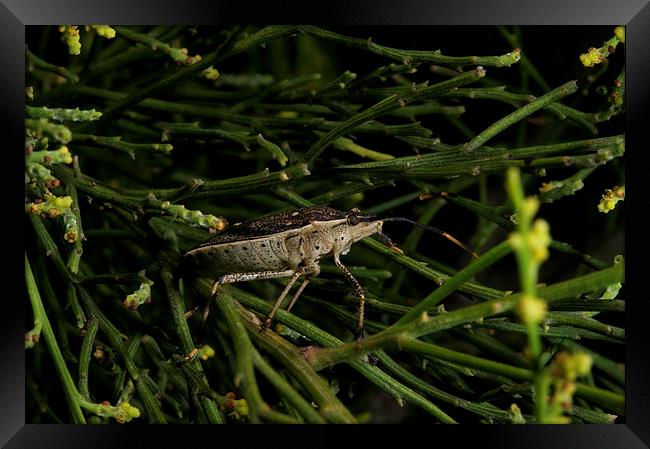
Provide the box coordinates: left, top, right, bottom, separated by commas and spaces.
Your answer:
25, 25, 624, 424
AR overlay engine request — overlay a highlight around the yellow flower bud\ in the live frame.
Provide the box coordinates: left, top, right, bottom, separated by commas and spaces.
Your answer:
516, 295, 548, 325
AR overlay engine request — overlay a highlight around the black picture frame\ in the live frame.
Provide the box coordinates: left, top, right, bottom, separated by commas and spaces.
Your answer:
4, 1, 649, 447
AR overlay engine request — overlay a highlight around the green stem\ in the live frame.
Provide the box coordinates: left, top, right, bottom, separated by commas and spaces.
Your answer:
30, 214, 77, 285
397, 240, 513, 323
78, 318, 98, 401
302, 298, 519, 422
300, 26, 521, 68
496, 26, 551, 92
363, 335, 624, 414
25, 254, 86, 423
302, 67, 486, 166
322, 135, 623, 181
26, 45, 79, 83
64, 182, 84, 275
306, 180, 394, 206
52, 166, 144, 212
375, 351, 513, 423
361, 237, 508, 301
228, 298, 357, 424
76, 286, 167, 423
331, 136, 395, 161
226, 276, 623, 414
218, 283, 465, 421
307, 262, 623, 369
538, 168, 595, 204
373, 351, 457, 423
72, 133, 173, 159
545, 312, 624, 340
440, 86, 597, 134
464, 80, 578, 152
160, 270, 224, 424
34, 258, 78, 363
251, 347, 327, 424
81, 26, 297, 128
88, 46, 157, 79
476, 319, 622, 344
77, 85, 428, 137
114, 26, 198, 64
217, 294, 302, 424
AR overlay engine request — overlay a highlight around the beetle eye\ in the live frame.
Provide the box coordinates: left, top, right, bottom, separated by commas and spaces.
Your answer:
347, 215, 360, 226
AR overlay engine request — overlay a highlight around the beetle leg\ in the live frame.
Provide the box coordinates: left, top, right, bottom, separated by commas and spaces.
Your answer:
184, 269, 296, 319
261, 272, 302, 331
262, 265, 319, 331
333, 255, 367, 341
182, 269, 296, 363
286, 278, 310, 313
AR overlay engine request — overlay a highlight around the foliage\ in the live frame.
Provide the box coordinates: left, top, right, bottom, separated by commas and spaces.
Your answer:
25, 25, 624, 424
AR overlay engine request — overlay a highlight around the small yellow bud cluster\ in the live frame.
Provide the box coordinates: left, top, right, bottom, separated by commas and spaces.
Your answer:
509, 403, 526, 424
538, 180, 561, 193
27, 194, 83, 244
614, 26, 625, 43
579, 28, 624, 68
550, 351, 593, 381
58, 25, 81, 55
114, 401, 141, 424
201, 66, 220, 80
25, 325, 41, 349
579, 47, 607, 67
93, 346, 105, 361
224, 392, 249, 421
508, 209, 551, 263
59, 25, 115, 56
27, 146, 73, 165
529, 219, 551, 263
89, 25, 116, 39
597, 185, 624, 213
93, 400, 141, 424
198, 344, 216, 361
537, 350, 595, 423
25, 131, 74, 190
56, 145, 73, 163
169, 47, 202, 65
123, 278, 154, 310
516, 294, 548, 325
27, 194, 72, 218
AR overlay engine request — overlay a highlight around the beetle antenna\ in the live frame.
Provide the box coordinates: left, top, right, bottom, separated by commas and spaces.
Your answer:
382, 217, 480, 259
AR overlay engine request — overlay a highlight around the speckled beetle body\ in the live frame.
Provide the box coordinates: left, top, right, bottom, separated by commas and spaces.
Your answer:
182, 204, 475, 358
184, 206, 383, 336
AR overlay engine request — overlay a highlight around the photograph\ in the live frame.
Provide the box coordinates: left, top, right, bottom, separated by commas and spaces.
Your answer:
24, 25, 625, 424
